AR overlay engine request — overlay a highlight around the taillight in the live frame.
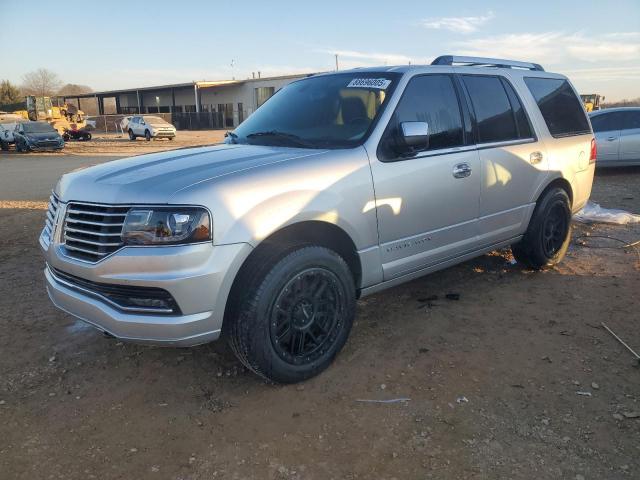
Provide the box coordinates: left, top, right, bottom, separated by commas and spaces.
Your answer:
589, 137, 597, 164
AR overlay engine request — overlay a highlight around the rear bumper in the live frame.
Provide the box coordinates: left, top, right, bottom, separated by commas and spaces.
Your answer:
42, 241, 253, 346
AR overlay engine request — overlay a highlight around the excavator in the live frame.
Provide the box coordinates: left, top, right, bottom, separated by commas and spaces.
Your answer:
580, 94, 604, 112
13, 96, 87, 133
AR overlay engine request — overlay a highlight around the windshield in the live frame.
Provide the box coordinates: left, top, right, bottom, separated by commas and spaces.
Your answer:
230, 72, 401, 148
23, 122, 56, 133
143, 116, 168, 124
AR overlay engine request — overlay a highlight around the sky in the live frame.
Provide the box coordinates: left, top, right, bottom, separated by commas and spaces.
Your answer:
2, 0, 639, 101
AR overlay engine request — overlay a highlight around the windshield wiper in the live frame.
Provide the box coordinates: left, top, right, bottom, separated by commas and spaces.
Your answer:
245, 130, 314, 148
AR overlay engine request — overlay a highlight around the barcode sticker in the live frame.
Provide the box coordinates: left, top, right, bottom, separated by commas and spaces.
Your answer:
347, 78, 392, 89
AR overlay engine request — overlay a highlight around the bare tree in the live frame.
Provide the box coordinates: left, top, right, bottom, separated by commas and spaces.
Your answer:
58, 83, 93, 96
21, 68, 62, 97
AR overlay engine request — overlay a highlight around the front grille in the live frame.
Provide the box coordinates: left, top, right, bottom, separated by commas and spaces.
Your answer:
44, 193, 60, 240
49, 266, 181, 315
63, 202, 130, 262
37, 140, 59, 147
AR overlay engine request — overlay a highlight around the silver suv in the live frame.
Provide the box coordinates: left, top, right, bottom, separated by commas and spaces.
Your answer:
41, 56, 595, 383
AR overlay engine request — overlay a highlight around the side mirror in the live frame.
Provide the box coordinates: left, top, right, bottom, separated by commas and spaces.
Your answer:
400, 121, 429, 150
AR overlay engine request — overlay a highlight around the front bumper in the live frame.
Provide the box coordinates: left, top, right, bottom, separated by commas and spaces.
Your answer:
42, 239, 252, 346
29, 143, 64, 151
152, 131, 176, 138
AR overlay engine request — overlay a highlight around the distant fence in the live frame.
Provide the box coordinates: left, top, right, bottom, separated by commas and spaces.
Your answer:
87, 109, 251, 133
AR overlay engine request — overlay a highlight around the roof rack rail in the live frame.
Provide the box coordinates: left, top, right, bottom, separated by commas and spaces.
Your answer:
431, 55, 544, 72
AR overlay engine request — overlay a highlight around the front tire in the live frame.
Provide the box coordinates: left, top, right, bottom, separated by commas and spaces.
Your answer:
0, 140, 8, 151
145, 130, 151, 141
512, 187, 572, 269
226, 246, 356, 384
128, 129, 136, 141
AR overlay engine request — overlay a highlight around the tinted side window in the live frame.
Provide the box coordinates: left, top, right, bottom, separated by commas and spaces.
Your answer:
590, 112, 623, 132
524, 77, 591, 137
621, 111, 640, 130
501, 78, 533, 139
462, 75, 518, 143
379, 75, 463, 159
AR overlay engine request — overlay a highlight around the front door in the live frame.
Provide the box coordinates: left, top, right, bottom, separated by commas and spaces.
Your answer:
369, 74, 480, 280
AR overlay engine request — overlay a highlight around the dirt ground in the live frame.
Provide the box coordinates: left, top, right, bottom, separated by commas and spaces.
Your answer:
1, 130, 229, 156
0, 155, 639, 479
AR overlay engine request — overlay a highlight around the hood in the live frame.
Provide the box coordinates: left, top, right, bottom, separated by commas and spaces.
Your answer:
26, 131, 61, 141
56, 144, 327, 204
150, 123, 174, 129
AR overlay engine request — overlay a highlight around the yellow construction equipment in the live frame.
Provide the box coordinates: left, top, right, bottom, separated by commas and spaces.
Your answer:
15, 96, 87, 133
580, 94, 604, 112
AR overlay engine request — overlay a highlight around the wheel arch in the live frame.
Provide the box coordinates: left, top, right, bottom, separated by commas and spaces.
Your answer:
223, 220, 362, 328
536, 177, 573, 208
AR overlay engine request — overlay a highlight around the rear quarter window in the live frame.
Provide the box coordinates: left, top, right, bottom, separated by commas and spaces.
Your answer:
524, 77, 591, 137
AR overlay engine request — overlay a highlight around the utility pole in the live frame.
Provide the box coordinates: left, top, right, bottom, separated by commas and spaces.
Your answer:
335, 54, 339, 71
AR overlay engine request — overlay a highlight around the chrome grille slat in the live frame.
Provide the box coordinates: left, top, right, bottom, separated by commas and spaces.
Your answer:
64, 226, 122, 236
63, 202, 129, 262
65, 218, 125, 227
66, 208, 128, 217
64, 234, 122, 247
64, 244, 111, 256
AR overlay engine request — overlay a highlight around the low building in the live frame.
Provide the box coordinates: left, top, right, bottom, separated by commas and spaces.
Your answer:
63, 73, 314, 129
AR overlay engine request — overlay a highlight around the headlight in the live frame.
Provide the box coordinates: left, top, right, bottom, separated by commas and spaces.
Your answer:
122, 207, 211, 245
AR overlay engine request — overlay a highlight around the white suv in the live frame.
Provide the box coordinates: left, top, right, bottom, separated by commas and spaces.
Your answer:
127, 115, 176, 141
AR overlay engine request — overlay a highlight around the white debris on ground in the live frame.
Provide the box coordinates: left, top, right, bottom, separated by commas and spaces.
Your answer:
574, 201, 640, 225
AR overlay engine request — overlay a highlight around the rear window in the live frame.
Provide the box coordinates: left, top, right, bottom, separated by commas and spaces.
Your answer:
524, 77, 591, 137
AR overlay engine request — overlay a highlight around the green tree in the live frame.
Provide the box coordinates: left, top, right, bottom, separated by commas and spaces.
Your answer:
0, 80, 22, 105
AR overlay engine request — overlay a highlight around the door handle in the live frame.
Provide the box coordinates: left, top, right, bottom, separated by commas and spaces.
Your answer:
606, 136, 617, 141
452, 163, 472, 178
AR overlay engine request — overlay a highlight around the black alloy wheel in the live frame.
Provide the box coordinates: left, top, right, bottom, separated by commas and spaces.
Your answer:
269, 267, 344, 365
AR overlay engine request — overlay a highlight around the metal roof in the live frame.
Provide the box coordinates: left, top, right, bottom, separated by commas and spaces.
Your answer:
61, 73, 314, 99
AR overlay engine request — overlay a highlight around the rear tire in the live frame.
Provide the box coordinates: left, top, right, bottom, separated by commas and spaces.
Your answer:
128, 129, 136, 141
512, 187, 572, 269
225, 246, 356, 384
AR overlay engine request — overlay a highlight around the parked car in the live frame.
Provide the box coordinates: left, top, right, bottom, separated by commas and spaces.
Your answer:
41, 55, 594, 383
589, 107, 640, 167
0, 118, 29, 150
14, 121, 64, 152
127, 115, 176, 141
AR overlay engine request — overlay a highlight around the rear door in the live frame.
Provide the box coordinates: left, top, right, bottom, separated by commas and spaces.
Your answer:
619, 110, 640, 163
591, 112, 622, 163
370, 74, 481, 279
460, 74, 544, 245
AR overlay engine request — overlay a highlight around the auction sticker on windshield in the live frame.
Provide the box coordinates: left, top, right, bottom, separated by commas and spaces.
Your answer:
347, 78, 392, 89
